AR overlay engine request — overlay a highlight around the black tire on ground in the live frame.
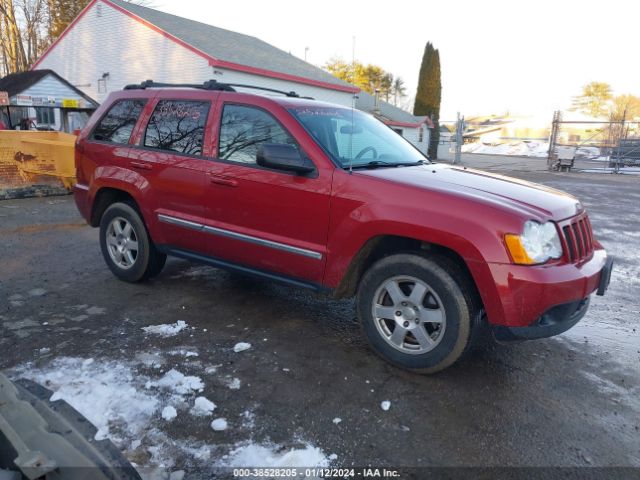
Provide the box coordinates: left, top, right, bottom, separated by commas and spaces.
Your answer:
356, 253, 480, 374
99, 202, 166, 283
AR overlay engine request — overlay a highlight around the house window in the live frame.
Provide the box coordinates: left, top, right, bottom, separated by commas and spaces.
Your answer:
36, 108, 54, 126
392, 128, 403, 136
145, 100, 210, 155
418, 127, 424, 143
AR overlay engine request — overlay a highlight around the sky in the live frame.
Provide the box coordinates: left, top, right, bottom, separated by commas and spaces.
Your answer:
155, 0, 639, 120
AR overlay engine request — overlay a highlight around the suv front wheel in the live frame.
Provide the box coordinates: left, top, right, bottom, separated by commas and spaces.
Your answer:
99, 202, 166, 282
357, 253, 478, 373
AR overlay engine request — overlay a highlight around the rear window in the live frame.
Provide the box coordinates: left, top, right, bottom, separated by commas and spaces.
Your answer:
144, 100, 210, 156
91, 99, 146, 144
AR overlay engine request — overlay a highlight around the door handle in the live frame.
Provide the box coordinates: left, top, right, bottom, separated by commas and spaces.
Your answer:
130, 161, 152, 171
209, 175, 238, 187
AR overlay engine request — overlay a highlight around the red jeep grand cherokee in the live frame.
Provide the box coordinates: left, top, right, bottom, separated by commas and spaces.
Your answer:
74, 80, 613, 373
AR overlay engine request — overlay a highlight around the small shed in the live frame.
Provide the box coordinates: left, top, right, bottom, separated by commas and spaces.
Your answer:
0, 69, 98, 132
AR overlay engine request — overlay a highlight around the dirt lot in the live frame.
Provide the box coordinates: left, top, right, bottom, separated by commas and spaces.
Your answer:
1, 162, 639, 478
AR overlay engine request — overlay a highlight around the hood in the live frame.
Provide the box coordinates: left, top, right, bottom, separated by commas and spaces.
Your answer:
356, 163, 583, 220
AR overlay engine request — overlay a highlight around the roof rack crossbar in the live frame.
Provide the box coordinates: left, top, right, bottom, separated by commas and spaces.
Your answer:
122, 80, 314, 100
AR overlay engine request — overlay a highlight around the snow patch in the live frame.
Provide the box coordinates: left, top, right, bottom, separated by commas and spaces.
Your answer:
14, 357, 159, 442
162, 406, 177, 421
332, 418, 342, 425
142, 320, 188, 337
211, 418, 228, 431
145, 369, 204, 395
233, 342, 252, 353
225, 377, 241, 390
225, 442, 330, 468
190, 396, 216, 416
381, 401, 391, 411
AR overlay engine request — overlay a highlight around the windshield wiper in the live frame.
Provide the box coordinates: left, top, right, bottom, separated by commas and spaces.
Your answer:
347, 160, 426, 170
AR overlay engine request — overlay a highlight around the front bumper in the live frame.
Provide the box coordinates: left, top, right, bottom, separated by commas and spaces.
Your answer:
493, 297, 590, 341
491, 255, 613, 341
485, 248, 611, 328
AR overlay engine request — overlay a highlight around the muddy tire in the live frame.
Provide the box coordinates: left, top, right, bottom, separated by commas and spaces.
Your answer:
99, 202, 166, 283
357, 253, 479, 374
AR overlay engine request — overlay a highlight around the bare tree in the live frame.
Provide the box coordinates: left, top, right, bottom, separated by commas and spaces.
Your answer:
0, 0, 29, 73
17, 0, 47, 66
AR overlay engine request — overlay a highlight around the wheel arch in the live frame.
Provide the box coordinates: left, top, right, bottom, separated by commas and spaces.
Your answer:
90, 187, 140, 227
333, 235, 479, 300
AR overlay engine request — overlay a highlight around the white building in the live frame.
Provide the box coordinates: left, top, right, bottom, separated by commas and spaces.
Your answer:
0, 69, 98, 131
33, 0, 430, 153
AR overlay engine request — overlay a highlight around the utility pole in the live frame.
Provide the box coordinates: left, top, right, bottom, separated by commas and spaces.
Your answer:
547, 110, 561, 171
453, 112, 464, 165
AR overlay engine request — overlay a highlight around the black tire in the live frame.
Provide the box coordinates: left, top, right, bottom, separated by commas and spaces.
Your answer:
99, 202, 166, 283
356, 253, 479, 374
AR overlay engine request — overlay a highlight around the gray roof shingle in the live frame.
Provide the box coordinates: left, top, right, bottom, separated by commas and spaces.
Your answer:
108, 0, 353, 90
355, 90, 430, 126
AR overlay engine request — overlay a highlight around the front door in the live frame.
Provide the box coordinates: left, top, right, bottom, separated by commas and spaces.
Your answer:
201, 101, 333, 285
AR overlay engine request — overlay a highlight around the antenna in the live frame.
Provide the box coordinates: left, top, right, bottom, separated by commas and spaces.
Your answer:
349, 35, 356, 174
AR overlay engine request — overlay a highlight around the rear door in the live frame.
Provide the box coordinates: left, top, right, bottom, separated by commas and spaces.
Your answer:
126, 91, 219, 253
200, 97, 334, 285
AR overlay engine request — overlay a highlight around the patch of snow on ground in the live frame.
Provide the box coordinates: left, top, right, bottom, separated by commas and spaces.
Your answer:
14, 357, 159, 442
162, 406, 177, 421
225, 377, 241, 389
211, 418, 228, 431
233, 342, 252, 353
332, 418, 342, 425
145, 369, 204, 395
381, 401, 391, 411
224, 442, 330, 468
142, 320, 188, 337
190, 396, 216, 416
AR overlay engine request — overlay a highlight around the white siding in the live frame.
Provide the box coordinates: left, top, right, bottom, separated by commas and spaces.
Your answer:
36, 1, 211, 103
396, 126, 430, 155
21, 74, 89, 103
36, 0, 353, 106
211, 69, 353, 106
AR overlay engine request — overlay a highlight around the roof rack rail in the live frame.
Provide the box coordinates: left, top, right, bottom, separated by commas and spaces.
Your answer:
123, 80, 314, 99
225, 83, 314, 99
123, 79, 235, 91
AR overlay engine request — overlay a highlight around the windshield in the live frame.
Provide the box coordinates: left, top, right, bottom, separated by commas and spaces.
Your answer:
288, 106, 428, 168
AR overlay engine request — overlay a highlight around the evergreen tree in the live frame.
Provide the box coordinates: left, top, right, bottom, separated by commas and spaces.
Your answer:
47, 0, 90, 41
414, 42, 441, 158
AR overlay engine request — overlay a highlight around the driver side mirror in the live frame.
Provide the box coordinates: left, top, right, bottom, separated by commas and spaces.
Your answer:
256, 144, 315, 175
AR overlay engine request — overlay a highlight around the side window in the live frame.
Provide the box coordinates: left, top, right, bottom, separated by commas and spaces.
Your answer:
91, 99, 145, 144
219, 104, 299, 164
144, 100, 210, 155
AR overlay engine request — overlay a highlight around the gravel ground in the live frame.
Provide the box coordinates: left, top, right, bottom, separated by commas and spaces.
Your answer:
0, 165, 638, 478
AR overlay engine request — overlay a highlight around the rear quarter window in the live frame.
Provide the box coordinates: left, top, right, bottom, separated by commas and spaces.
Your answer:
91, 99, 146, 144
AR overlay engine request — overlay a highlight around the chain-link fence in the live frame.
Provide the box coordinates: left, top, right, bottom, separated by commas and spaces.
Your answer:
548, 111, 640, 173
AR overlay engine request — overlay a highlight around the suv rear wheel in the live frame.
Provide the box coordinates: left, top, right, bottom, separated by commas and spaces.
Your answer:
357, 253, 477, 373
99, 202, 166, 282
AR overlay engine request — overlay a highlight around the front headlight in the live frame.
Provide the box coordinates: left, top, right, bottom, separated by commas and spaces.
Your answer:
505, 221, 563, 265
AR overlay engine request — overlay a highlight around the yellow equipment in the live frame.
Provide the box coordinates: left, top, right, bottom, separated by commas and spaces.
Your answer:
0, 131, 77, 191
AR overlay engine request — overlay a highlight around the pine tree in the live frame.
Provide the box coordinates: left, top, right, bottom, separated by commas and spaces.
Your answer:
47, 0, 90, 41
414, 42, 441, 158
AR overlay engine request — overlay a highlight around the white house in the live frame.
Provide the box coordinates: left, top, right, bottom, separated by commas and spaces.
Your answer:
33, 0, 430, 152
0, 69, 98, 131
